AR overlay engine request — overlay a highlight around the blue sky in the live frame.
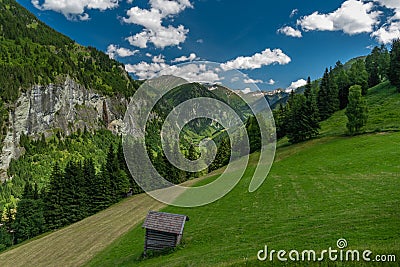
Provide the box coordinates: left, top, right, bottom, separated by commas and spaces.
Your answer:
18, 0, 400, 91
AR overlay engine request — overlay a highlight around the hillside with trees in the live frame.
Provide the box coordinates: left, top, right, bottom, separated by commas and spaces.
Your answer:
274, 40, 399, 144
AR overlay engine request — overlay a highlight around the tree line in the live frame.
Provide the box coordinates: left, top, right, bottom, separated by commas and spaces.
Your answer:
0, 142, 142, 249
274, 40, 400, 143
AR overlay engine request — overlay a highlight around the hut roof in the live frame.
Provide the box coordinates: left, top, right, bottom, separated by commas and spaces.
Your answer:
143, 211, 189, 235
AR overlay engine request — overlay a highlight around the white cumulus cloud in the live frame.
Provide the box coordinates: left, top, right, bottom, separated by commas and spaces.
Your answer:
149, 0, 193, 16
278, 26, 302, 38
286, 79, 307, 92
297, 0, 381, 35
372, 21, 400, 44
244, 78, 264, 84
123, 0, 192, 48
172, 53, 198, 63
220, 48, 291, 71
31, 0, 119, 20
267, 79, 276, 85
106, 44, 138, 59
371, 0, 400, 44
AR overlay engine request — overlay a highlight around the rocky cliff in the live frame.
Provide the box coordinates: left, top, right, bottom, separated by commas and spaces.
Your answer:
0, 77, 127, 180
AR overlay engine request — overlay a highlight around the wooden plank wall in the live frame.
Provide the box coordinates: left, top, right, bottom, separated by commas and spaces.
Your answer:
145, 229, 178, 251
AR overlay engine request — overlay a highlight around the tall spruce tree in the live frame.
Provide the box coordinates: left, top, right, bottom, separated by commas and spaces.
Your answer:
83, 158, 96, 215
63, 161, 86, 224
12, 183, 45, 243
366, 46, 381, 88
286, 94, 307, 143
303, 77, 320, 137
317, 68, 331, 120
335, 68, 351, 109
273, 103, 287, 139
246, 116, 262, 153
44, 163, 65, 230
345, 85, 368, 134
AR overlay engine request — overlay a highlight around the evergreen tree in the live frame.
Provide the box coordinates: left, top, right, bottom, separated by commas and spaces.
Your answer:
61, 161, 85, 224
365, 46, 381, 88
44, 163, 66, 230
378, 45, 390, 80
246, 116, 262, 153
286, 95, 312, 144
317, 68, 332, 120
335, 69, 351, 109
0, 224, 12, 251
328, 68, 340, 112
304, 76, 320, 135
83, 158, 97, 214
345, 85, 368, 134
92, 169, 111, 213
389, 39, 400, 92
105, 145, 129, 202
273, 103, 287, 139
13, 183, 45, 243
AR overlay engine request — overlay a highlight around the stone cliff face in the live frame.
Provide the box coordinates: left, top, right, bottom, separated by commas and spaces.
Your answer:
0, 77, 127, 180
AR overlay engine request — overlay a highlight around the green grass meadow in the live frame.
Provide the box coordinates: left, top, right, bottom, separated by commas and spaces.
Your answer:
87, 131, 400, 266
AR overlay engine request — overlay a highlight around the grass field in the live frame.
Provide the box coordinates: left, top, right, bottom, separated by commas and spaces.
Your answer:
86, 132, 400, 266
1, 83, 399, 266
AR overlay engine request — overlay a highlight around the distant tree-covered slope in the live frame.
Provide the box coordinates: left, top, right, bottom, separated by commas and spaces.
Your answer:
0, 0, 139, 104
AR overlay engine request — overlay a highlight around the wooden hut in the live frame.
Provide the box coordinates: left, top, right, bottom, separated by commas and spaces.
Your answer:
142, 211, 189, 255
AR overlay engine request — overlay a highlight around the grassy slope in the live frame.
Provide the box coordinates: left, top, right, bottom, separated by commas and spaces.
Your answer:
86, 133, 400, 267
86, 84, 400, 266
1, 83, 399, 266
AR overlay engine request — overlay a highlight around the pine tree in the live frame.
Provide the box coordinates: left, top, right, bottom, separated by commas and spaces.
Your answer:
44, 162, 66, 230
63, 161, 85, 224
83, 158, 97, 215
389, 39, 400, 92
303, 77, 320, 137
317, 68, 331, 120
273, 103, 287, 139
328, 68, 340, 113
246, 116, 261, 153
365, 46, 381, 88
345, 85, 368, 134
105, 145, 129, 202
286, 95, 309, 143
92, 170, 111, 213
12, 183, 45, 243
335, 69, 350, 109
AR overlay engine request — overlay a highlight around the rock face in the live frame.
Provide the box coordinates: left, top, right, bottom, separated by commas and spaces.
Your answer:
0, 77, 127, 180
